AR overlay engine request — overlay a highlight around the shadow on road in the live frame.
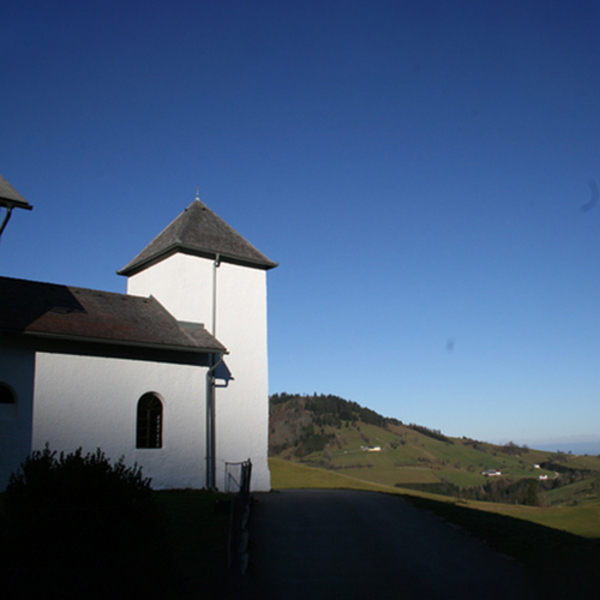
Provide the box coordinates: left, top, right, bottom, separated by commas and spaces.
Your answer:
233, 489, 536, 600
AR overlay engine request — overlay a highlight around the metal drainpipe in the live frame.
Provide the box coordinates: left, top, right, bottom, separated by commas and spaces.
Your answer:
206, 352, 224, 490
206, 253, 222, 490
212, 253, 221, 336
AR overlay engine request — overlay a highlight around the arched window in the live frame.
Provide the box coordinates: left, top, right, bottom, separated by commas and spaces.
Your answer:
136, 393, 163, 449
0, 382, 16, 404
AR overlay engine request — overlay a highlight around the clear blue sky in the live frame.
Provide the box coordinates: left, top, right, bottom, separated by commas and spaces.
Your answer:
2, 1, 599, 451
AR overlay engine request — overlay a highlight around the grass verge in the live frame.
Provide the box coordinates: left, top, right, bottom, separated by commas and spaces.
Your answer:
400, 493, 600, 599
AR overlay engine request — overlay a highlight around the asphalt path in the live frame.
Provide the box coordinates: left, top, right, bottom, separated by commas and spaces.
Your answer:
234, 489, 534, 600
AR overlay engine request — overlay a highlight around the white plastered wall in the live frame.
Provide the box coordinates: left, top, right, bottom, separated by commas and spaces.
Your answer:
31, 352, 208, 489
0, 344, 35, 489
214, 262, 270, 491
127, 254, 214, 325
127, 253, 271, 491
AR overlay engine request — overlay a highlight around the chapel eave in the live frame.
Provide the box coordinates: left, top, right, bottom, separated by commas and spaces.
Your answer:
11, 330, 227, 355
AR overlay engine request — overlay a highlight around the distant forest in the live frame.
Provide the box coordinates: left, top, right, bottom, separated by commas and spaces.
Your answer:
270, 392, 449, 442
270, 392, 400, 428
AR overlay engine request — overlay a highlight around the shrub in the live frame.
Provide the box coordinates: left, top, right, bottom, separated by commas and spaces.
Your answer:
2, 446, 173, 599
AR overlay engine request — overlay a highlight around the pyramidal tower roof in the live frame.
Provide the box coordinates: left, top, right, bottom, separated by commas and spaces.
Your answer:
118, 199, 278, 276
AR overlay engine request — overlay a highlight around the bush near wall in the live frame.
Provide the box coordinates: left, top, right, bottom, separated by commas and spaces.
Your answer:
1, 446, 174, 600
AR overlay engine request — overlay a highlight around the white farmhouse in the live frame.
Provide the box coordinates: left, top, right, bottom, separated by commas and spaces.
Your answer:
0, 189, 277, 492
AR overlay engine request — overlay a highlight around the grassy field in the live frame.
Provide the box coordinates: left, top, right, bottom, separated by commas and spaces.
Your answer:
286, 421, 566, 488
270, 457, 600, 598
270, 456, 406, 492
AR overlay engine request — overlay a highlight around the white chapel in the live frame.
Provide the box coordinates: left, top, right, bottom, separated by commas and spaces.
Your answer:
0, 183, 277, 492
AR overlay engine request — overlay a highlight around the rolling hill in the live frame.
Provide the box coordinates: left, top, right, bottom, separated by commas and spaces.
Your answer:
269, 392, 600, 507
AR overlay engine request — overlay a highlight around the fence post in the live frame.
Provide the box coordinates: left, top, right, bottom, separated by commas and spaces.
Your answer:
226, 459, 252, 574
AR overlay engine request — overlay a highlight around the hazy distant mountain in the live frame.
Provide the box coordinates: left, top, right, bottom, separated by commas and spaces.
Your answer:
525, 441, 600, 456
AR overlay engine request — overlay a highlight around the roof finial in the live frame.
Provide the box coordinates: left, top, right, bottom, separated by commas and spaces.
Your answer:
195, 187, 200, 202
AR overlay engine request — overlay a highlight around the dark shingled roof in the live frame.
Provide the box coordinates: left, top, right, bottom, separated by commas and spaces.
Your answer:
0, 175, 33, 210
0, 276, 225, 354
118, 199, 277, 276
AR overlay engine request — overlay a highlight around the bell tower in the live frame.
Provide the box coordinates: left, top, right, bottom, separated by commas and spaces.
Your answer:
118, 196, 277, 491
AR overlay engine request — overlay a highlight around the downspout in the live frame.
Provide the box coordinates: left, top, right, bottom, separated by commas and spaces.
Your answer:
206, 253, 222, 489
212, 253, 221, 336
206, 352, 224, 490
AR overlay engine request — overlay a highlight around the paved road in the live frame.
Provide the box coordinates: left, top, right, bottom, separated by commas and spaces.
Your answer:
234, 489, 534, 600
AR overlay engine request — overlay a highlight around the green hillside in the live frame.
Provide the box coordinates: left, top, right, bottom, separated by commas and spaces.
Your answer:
269, 393, 600, 507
